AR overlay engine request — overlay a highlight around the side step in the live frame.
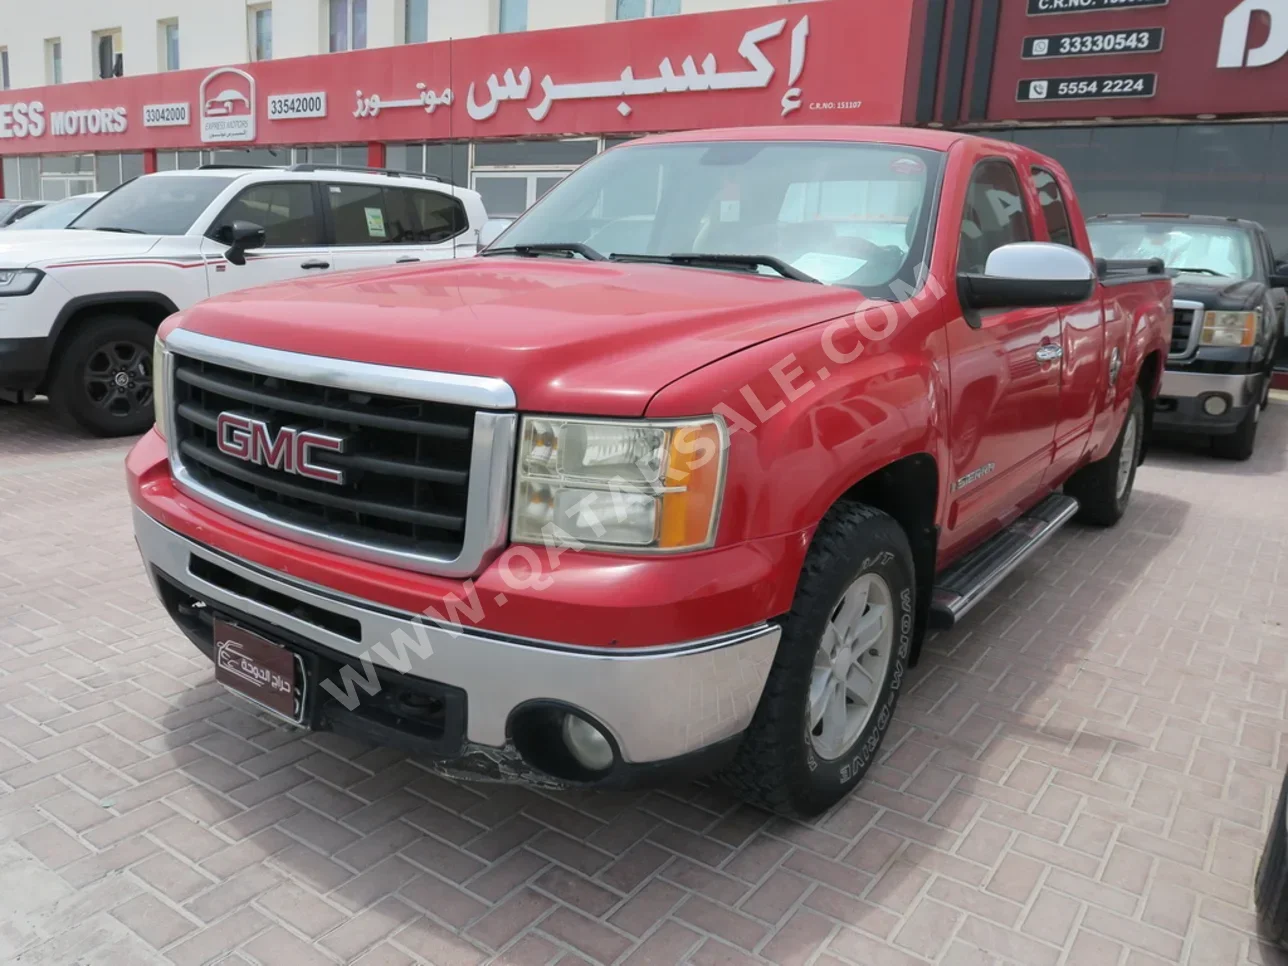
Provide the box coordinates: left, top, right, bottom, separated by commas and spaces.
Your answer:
929, 493, 1079, 630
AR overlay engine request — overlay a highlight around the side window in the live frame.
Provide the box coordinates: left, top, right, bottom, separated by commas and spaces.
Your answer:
381, 188, 420, 243
327, 183, 392, 246
1032, 168, 1075, 249
409, 188, 468, 244
211, 183, 320, 247
959, 160, 1032, 275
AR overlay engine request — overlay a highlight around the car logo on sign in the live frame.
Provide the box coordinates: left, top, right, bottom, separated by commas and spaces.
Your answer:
200, 67, 257, 143
215, 412, 347, 485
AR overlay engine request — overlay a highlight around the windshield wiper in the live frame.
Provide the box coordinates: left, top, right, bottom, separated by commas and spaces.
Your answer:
72, 225, 146, 234
1171, 266, 1223, 276
609, 252, 819, 284
479, 243, 605, 261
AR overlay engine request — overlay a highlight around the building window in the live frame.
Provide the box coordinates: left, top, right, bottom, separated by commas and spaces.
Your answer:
249, 5, 273, 61
93, 28, 123, 79
499, 0, 527, 33
0, 49, 9, 90
46, 39, 62, 85
405, 0, 428, 43
615, 0, 680, 19
328, 0, 368, 52
160, 20, 180, 71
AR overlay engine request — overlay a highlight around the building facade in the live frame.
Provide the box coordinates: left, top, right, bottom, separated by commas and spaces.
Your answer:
5, 0, 1288, 256
0, 0, 841, 213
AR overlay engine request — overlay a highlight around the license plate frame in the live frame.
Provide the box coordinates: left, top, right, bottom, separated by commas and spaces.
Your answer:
213, 618, 308, 726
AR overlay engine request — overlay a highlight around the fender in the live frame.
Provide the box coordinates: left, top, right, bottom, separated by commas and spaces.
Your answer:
50, 291, 181, 348
1087, 282, 1170, 464
646, 304, 951, 546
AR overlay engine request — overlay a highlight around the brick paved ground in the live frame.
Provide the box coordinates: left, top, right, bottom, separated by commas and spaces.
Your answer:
3, 397, 1288, 966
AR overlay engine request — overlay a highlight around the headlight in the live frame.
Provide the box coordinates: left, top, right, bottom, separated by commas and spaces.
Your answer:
0, 268, 42, 297
152, 335, 170, 439
1201, 310, 1258, 348
512, 416, 727, 552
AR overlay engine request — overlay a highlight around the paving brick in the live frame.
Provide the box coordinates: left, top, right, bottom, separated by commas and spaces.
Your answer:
8, 394, 1288, 966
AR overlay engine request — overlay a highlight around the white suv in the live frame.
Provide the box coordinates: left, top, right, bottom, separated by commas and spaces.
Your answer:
0, 164, 487, 436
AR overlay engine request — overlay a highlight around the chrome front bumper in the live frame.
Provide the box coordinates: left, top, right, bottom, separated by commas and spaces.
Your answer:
1158, 369, 1260, 402
133, 507, 779, 765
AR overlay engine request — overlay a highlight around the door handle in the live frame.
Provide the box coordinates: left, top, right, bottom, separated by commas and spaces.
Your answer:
1035, 344, 1063, 362
396, 256, 421, 264
300, 259, 330, 270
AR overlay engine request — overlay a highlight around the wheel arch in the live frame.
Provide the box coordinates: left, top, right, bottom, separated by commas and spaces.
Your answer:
42, 292, 179, 391
836, 452, 939, 667
1136, 348, 1162, 465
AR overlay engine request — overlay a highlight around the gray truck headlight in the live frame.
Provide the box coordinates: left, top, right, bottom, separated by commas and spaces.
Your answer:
511, 415, 727, 552
0, 269, 42, 297
1200, 310, 1258, 348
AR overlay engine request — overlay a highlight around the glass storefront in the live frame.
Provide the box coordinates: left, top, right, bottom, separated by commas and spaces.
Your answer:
1000, 122, 1288, 260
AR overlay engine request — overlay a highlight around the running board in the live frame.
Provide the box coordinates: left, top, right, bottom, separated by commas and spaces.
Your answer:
929, 493, 1079, 630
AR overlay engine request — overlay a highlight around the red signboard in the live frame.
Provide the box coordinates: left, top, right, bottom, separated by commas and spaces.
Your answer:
990, 0, 1288, 121
0, 1, 914, 157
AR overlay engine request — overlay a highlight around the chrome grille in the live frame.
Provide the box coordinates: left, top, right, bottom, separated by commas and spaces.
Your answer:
164, 329, 517, 578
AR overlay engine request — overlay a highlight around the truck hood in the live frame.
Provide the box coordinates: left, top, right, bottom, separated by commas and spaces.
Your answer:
176, 257, 862, 415
0, 229, 161, 268
1172, 275, 1265, 311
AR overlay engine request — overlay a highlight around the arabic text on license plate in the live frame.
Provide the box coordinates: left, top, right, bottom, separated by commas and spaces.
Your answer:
214, 619, 301, 722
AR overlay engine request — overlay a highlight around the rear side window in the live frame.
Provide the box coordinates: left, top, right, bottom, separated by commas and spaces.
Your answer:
959, 160, 1031, 275
211, 183, 321, 248
328, 183, 393, 246
410, 188, 468, 244
1032, 168, 1075, 249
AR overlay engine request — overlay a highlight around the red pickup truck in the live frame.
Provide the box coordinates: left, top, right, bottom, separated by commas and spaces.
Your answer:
126, 128, 1172, 816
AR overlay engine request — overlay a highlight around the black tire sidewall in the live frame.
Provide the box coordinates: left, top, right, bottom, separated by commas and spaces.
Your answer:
1112, 391, 1144, 515
53, 318, 156, 437
785, 518, 917, 801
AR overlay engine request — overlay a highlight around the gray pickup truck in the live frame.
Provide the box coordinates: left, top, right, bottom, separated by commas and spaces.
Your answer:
1088, 214, 1287, 461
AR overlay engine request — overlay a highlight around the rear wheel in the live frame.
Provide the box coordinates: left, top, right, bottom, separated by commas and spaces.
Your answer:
1212, 402, 1259, 462
1064, 388, 1144, 527
50, 316, 155, 438
721, 502, 916, 817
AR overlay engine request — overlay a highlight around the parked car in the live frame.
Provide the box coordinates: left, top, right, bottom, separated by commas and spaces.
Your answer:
1257, 771, 1288, 946
0, 199, 48, 227
5, 192, 106, 231
126, 128, 1172, 817
479, 217, 513, 247
1088, 214, 1285, 460
0, 164, 487, 435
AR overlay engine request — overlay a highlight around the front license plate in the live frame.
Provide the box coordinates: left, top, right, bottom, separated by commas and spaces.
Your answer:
214, 619, 306, 724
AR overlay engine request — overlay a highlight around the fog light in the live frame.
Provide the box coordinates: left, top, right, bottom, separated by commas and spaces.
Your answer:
1203, 395, 1230, 416
561, 714, 614, 772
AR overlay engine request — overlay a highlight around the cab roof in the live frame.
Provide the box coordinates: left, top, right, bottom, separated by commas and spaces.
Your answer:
632, 125, 980, 153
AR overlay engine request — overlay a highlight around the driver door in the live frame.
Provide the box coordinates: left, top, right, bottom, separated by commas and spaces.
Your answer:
204, 181, 332, 296
943, 159, 1063, 557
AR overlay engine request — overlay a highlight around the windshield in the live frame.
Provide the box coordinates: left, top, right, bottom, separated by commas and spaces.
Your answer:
10, 194, 102, 230
492, 141, 943, 295
1087, 220, 1256, 279
70, 176, 232, 235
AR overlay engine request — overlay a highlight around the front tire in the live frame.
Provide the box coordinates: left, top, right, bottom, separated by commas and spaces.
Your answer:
50, 316, 156, 438
721, 502, 916, 818
1064, 388, 1144, 527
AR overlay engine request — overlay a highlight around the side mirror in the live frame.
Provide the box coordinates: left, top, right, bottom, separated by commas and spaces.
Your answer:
1270, 272, 1288, 290
959, 242, 1097, 313
220, 220, 266, 267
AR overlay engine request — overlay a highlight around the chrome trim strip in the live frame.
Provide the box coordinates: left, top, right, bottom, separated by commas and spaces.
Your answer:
164, 330, 518, 579
134, 508, 779, 761
1169, 299, 1205, 361
165, 329, 517, 409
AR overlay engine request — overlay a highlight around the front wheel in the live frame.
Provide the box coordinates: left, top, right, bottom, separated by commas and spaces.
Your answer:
721, 502, 916, 817
1064, 388, 1144, 527
50, 316, 156, 438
